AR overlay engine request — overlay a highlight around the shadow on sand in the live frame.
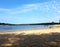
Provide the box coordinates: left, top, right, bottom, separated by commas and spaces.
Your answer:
0, 32, 60, 47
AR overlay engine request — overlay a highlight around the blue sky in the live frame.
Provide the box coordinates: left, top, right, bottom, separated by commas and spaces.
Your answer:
0, 0, 60, 24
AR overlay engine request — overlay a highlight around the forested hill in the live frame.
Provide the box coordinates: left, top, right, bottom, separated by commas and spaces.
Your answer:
0, 22, 60, 26
0, 23, 16, 25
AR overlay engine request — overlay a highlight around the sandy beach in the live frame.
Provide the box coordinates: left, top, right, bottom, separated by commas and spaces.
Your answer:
0, 27, 60, 35
0, 27, 60, 47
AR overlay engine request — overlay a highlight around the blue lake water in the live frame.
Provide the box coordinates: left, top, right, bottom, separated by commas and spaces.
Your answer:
0, 25, 55, 31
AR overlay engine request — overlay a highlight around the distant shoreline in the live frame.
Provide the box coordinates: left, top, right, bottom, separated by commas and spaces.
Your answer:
0, 27, 60, 34
0, 22, 60, 26
0, 26, 56, 32
0, 24, 60, 33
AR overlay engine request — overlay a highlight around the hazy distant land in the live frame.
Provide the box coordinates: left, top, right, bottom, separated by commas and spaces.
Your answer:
0, 22, 60, 26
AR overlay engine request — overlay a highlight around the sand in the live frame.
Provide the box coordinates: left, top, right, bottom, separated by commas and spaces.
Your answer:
0, 26, 60, 47
0, 27, 60, 35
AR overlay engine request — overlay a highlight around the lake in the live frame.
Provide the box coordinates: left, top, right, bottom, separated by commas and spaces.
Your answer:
0, 25, 55, 31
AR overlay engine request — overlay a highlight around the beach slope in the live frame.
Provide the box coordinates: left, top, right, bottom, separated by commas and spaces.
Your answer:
0, 27, 60, 47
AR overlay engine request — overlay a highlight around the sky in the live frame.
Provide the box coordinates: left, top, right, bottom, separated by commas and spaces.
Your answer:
0, 0, 60, 24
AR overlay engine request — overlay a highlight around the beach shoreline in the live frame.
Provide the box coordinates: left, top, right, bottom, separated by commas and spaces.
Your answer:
0, 27, 60, 35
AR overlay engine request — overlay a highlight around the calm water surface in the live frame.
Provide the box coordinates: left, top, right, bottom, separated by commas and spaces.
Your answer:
0, 25, 55, 32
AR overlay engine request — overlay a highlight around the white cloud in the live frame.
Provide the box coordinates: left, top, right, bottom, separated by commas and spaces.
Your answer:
0, 8, 10, 11
0, 0, 60, 24
0, 0, 60, 15
57, 11, 60, 13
